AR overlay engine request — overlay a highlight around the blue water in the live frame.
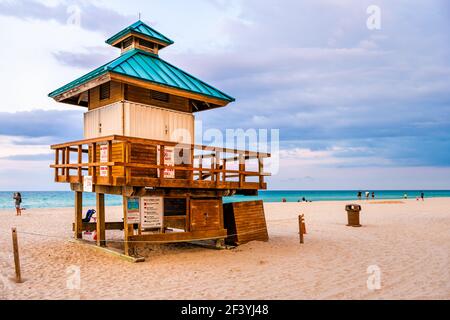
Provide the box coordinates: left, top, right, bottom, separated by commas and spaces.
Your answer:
1, 190, 449, 209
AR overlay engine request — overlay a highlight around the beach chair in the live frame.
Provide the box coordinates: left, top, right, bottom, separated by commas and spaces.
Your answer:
82, 209, 96, 223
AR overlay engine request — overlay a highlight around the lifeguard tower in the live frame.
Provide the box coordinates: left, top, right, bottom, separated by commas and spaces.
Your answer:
49, 20, 270, 259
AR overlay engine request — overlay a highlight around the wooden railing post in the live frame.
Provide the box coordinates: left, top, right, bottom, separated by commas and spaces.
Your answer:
54, 149, 59, 182
61, 147, 66, 177
210, 153, 215, 182
189, 145, 194, 182
159, 145, 165, 185
77, 145, 82, 183
239, 154, 245, 187
222, 158, 227, 183
258, 154, 264, 188
215, 151, 221, 186
91, 143, 97, 184
198, 155, 203, 181
65, 147, 70, 182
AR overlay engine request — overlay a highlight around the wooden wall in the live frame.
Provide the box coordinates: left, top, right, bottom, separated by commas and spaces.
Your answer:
223, 200, 269, 245
125, 84, 191, 113
88, 81, 123, 110
87, 82, 192, 113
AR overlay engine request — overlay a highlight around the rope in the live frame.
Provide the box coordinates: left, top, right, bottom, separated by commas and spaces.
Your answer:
11, 218, 304, 245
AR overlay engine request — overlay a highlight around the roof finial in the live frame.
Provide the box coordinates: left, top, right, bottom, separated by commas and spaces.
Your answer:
138, 12, 141, 20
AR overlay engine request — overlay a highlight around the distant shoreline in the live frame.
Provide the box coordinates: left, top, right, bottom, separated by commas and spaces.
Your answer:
0, 196, 447, 211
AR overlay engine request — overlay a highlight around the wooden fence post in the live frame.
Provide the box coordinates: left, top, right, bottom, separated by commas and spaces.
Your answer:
11, 228, 22, 283
298, 214, 305, 244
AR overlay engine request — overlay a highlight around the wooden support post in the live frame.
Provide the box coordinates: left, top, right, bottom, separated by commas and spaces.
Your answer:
298, 214, 305, 244
96, 193, 106, 247
77, 145, 82, 183
123, 196, 130, 256
11, 228, 22, 283
74, 191, 83, 239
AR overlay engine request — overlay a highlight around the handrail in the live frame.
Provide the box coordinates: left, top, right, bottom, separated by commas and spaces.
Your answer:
51, 135, 271, 158
50, 135, 271, 190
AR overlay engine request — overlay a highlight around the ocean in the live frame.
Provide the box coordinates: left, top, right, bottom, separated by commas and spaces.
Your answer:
1, 190, 449, 209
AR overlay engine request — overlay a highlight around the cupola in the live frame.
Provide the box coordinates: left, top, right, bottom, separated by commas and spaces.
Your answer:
105, 20, 174, 55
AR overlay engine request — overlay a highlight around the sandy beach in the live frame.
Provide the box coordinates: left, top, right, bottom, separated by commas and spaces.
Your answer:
0, 198, 449, 300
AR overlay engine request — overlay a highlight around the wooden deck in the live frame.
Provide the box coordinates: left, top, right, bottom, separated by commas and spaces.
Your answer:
50, 135, 270, 192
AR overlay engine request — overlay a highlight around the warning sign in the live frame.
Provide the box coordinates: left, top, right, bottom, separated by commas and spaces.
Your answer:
126, 197, 140, 224
140, 196, 163, 229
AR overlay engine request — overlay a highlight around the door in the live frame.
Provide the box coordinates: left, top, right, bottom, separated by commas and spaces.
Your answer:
190, 199, 222, 231
124, 102, 194, 143
84, 102, 123, 138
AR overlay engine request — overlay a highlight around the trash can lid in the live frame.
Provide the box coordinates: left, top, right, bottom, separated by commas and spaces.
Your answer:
346, 204, 361, 211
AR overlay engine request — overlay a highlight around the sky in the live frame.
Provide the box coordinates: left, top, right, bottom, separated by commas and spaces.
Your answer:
0, 0, 450, 190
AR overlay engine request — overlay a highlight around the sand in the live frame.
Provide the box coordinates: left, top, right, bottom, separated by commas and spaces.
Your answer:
0, 198, 449, 300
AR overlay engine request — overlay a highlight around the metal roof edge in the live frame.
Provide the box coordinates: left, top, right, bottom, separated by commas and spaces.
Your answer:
137, 50, 235, 102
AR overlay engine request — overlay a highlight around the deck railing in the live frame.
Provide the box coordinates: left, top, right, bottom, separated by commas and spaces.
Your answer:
50, 135, 271, 190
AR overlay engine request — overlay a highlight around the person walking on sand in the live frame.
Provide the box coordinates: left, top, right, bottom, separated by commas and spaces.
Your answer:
357, 191, 362, 200
372, 192, 375, 199
13, 192, 22, 216
421, 192, 424, 201
365, 191, 370, 200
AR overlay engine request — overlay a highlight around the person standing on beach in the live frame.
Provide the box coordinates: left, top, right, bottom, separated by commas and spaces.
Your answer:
357, 191, 362, 200
13, 192, 22, 216
372, 192, 375, 199
421, 192, 425, 201
404, 193, 408, 199
365, 191, 370, 200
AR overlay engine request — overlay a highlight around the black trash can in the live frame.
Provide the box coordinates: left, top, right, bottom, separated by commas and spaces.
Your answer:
345, 204, 362, 227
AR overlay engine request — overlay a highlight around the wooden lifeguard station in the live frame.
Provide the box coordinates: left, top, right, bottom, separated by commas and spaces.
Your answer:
49, 20, 270, 258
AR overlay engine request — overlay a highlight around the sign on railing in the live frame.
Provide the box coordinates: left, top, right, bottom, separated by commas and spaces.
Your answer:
99, 144, 108, 177
157, 145, 175, 178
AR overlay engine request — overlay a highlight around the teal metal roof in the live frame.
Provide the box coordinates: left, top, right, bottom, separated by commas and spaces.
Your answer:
48, 49, 235, 102
106, 20, 174, 47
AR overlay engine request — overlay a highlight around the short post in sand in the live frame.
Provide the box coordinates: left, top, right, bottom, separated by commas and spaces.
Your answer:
298, 214, 306, 244
11, 228, 22, 283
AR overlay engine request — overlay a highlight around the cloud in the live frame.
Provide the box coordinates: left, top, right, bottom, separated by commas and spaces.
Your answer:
0, 0, 134, 36
0, 109, 83, 140
52, 47, 116, 69
0, 153, 54, 161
